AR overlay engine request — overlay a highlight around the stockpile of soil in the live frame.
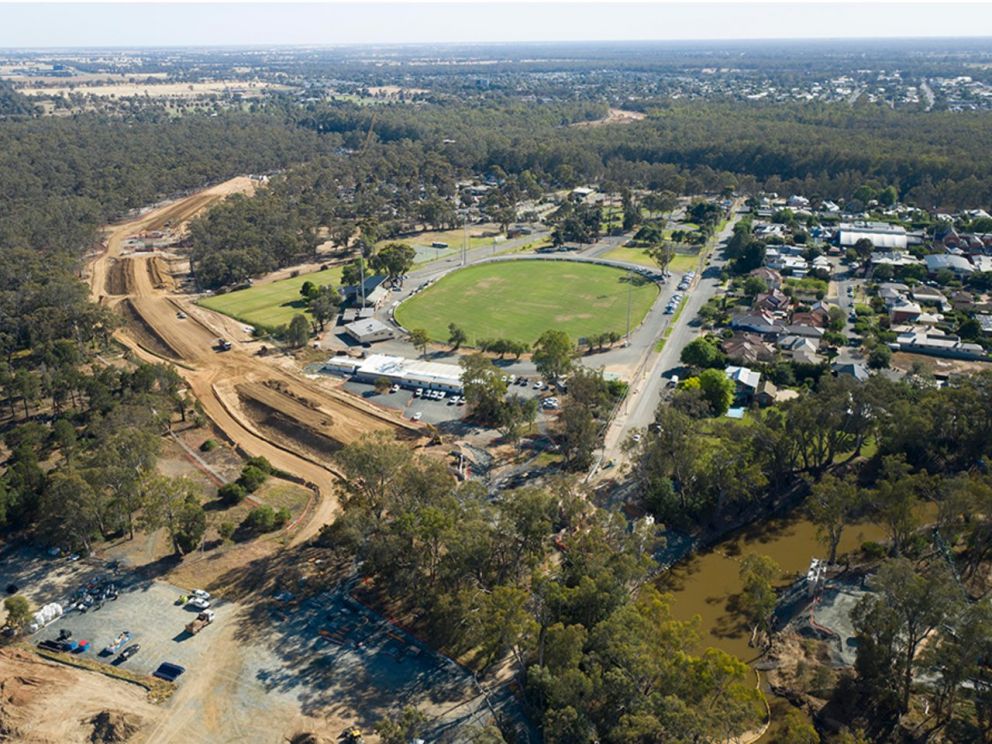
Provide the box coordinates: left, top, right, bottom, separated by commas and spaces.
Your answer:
0, 648, 161, 743
88, 710, 142, 743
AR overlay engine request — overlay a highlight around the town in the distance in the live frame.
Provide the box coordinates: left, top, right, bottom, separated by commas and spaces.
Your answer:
1, 32, 992, 744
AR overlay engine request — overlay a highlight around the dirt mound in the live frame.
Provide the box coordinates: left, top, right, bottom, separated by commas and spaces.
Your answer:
118, 299, 180, 361
288, 733, 328, 744
0, 648, 160, 743
147, 256, 175, 291
105, 258, 132, 296
88, 710, 142, 743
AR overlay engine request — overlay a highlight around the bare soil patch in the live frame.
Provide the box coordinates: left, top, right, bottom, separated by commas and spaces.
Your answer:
0, 647, 163, 744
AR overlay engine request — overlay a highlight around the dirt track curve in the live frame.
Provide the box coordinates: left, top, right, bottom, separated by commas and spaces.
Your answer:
87, 177, 420, 543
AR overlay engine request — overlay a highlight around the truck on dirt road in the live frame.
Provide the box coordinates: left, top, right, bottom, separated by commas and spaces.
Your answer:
185, 610, 215, 635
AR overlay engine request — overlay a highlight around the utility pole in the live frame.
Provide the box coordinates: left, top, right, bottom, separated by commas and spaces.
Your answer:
359, 254, 366, 308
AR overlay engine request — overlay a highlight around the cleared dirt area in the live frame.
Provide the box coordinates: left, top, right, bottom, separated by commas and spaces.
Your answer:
0, 646, 164, 743
571, 107, 646, 127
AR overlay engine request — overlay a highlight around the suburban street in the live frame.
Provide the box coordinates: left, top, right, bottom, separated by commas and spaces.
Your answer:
596, 206, 743, 470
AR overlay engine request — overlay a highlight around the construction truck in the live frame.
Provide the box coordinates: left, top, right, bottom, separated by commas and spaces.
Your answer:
185, 609, 215, 635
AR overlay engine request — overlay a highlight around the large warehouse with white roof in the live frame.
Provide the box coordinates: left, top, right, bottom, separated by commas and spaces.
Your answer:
837, 221, 908, 250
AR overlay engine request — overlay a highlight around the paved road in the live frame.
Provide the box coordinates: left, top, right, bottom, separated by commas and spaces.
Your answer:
597, 208, 743, 467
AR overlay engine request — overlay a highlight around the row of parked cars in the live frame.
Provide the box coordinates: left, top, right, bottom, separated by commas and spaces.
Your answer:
665, 271, 697, 314
413, 387, 465, 405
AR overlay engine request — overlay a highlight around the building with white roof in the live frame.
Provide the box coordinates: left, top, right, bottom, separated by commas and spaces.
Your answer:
344, 318, 395, 344
324, 353, 464, 393
838, 222, 908, 250
925, 254, 976, 276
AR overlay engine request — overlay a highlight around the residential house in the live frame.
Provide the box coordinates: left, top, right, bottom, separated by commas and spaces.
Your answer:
783, 324, 826, 341
832, 362, 870, 383
910, 286, 947, 308
889, 299, 923, 324
896, 330, 987, 360
950, 290, 975, 311
721, 333, 776, 365
731, 311, 783, 336
977, 314, 992, 336
754, 289, 790, 313
749, 267, 783, 290
725, 365, 762, 403
971, 255, 992, 273
869, 251, 922, 268
878, 282, 911, 308
766, 253, 809, 276
791, 346, 824, 365
925, 253, 976, 277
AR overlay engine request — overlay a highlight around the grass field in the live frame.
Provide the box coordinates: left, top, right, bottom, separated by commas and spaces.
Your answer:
601, 245, 701, 273
395, 261, 659, 346
198, 266, 342, 329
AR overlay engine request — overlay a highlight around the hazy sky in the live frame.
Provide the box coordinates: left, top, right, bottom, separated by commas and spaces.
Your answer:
2, 2, 992, 48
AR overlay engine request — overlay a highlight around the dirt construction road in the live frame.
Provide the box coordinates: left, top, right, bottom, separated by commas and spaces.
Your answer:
87, 178, 419, 543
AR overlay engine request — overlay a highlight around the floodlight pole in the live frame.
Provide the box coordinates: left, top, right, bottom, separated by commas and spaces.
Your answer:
625, 281, 632, 342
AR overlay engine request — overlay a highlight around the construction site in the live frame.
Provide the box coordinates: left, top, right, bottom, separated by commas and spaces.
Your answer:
86, 176, 423, 543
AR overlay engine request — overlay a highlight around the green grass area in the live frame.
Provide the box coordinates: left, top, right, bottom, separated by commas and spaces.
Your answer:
667, 253, 701, 272
601, 245, 701, 273
378, 228, 496, 257
395, 261, 658, 346
256, 480, 311, 514
198, 266, 343, 329
600, 245, 660, 268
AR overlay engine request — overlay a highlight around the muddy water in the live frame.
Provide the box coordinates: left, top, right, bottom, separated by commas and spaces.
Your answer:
659, 512, 889, 660
659, 505, 936, 740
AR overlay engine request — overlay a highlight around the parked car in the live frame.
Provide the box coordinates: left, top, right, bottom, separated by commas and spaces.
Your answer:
152, 662, 186, 682
176, 311, 187, 320
118, 644, 140, 661
414, 388, 423, 397
190, 589, 211, 601
389, 384, 400, 394
187, 596, 210, 611
411, 411, 423, 421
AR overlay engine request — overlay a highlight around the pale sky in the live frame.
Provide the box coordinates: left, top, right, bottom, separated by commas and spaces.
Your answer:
1, 2, 991, 48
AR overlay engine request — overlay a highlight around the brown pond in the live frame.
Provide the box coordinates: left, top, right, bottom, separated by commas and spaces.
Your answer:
658, 505, 934, 741
659, 512, 890, 662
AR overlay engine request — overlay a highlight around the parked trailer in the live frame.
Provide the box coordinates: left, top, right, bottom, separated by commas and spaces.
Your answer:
102, 630, 132, 656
